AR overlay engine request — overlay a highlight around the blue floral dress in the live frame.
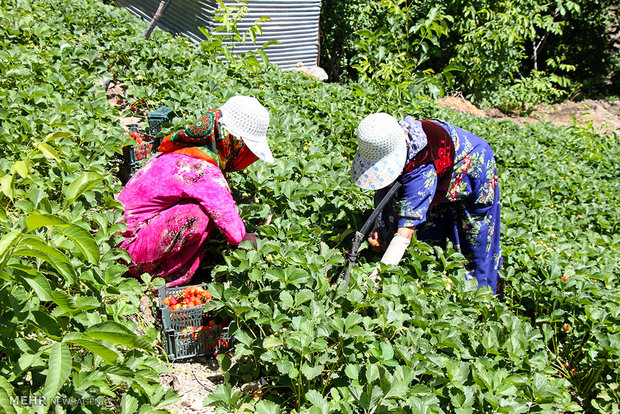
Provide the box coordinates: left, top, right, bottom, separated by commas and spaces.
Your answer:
375, 120, 503, 294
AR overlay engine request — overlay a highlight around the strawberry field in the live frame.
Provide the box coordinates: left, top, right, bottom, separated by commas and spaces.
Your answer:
1, 0, 619, 412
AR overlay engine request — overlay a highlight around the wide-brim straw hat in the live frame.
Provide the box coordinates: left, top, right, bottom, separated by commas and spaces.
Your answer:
351, 113, 407, 190
220, 96, 274, 163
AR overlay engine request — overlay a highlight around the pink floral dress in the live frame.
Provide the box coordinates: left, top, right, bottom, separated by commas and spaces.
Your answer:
117, 153, 246, 286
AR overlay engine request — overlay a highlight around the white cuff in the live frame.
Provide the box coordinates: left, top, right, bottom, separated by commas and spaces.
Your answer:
380, 234, 411, 265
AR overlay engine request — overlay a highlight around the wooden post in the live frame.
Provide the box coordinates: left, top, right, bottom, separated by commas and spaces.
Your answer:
144, 0, 173, 40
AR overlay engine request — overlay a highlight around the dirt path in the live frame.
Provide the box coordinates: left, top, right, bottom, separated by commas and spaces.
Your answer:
438, 96, 620, 136
160, 358, 220, 413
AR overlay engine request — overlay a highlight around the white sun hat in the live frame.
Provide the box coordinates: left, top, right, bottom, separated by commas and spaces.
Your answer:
219, 96, 274, 163
351, 113, 407, 190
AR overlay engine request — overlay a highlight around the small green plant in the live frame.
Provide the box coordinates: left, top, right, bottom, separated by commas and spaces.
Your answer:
482, 70, 576, 115
198, 0, 276, 73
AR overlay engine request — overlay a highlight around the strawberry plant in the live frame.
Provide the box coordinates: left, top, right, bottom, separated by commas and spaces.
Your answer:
0, 0, 178, 410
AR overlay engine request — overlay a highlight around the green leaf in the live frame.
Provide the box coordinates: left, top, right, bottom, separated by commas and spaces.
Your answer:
279, 291, 294, 309
31, 311, 62, 339
257, 49, 270, 65
17, 350, 44, 375
345, 364, 360, 380
43, 342, 72, 400
234, 329, 253, 346
204, 383, 240, 407
12, 160, 30, 179
426, 82, 442, 98
19, 271, 54, 301
0, 174, 14, 200
155, 388, 179, 409
0, 376, 17, 414
84, 321, 152, 351
64, 337, 120, 365
75, 296, 100, 310
13, 240, 76, 283
52, 224, 100, 264
51, 291, 78, 312
37, 142, 61, 160
301, 363, 324, 380
263, 336, 281, 349
255, 400, 281, 414
0, 230, 22, 271
19, 235, 71, 264
120, 394, 139, 414
294, 289, 314, 307
64, 172, 104, 207
306, 389, 329, 414
44, 131, 72, 142
25, 213, 68, 231
216, 353, 232, 372
380, 342, 394, 361
245, 55, 260, 69
445, 360, 469, 389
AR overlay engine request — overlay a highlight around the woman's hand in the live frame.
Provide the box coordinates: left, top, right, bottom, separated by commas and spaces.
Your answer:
395, 226, 415, 241
368, 230, 386, 252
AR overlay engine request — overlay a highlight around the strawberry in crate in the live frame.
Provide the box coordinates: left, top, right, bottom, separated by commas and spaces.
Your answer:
130, 130, 144, 144
204, 316, 231, 330
161, 285, 212, 310
179, 325, 206, 339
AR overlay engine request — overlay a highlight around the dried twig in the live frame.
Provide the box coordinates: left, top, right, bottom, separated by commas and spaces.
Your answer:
144, 0, 174, 40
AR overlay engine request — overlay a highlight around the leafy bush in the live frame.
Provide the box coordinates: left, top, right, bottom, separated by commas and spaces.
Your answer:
351, 0, 455, 99
320, 0, 619, 103
481, 71, 574, 115
0, 0, 177, 410
198, 0, 275, 73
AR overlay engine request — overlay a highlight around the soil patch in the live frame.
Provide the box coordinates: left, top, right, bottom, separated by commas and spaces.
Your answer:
160, 358, 221, 413
438, 96, 487, 118
438, 96, 620, 136
99, 80, 147, 131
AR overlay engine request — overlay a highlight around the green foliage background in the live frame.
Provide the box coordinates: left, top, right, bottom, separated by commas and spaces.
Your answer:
319, 0, 620, 106
0, 0, 618, 412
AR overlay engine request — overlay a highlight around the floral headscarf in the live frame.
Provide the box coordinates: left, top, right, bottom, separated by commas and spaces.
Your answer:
399, 116, 428, 166
158, 110, 258, 173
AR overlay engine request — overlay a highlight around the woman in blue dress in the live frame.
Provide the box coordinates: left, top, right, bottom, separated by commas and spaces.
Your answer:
351, 113, 503, 294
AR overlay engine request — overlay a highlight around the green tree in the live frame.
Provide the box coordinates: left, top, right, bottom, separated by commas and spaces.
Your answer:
352, 0, 455, 99
319, 0, 619, 103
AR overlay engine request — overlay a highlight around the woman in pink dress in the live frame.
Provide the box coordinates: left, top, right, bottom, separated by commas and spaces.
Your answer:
117, 96, 274, 287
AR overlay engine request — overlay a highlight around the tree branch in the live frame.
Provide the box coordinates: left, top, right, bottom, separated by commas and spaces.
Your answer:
144, 0, 174, 40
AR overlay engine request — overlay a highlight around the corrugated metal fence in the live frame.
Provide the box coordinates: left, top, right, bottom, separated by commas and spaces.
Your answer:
115, 0, 320, 68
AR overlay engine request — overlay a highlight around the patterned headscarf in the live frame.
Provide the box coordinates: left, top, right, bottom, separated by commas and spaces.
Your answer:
158, 110, 258, 173
399, 116, 428, 166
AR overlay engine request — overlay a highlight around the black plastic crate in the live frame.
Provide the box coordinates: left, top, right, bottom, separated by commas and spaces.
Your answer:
147, 106, 174, 136
158, 284, 233, 361
164, 320, 233, 361
117, 106, 174, 184
118, 131, 161, 184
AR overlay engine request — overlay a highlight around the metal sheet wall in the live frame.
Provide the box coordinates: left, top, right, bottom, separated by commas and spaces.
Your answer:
116, 0, 320, 68
116, 0, 217, 43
